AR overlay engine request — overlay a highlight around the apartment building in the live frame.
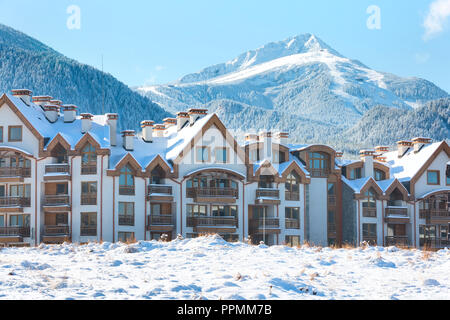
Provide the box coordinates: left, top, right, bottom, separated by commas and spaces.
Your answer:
0, 89, 448, 249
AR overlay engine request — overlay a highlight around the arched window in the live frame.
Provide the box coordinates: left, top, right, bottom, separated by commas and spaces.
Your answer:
308, 152, 330, 177
119, 165, 135, 195
52, 144, 68, 164
374, 169, 386, 181
285, 172, 300, 201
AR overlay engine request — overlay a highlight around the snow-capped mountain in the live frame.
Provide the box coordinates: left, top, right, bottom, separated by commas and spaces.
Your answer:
136, 34, 448, 150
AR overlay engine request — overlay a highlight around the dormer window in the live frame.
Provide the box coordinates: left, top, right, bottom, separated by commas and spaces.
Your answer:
119, 165, 135, 195
374, 169, 386, 181
349, 168, 362, 180
308, 152, 330, 177
81, 143, 97, 175
285, 172, 300, 201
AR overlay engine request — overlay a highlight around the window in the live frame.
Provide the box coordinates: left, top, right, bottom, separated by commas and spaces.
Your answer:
80, 212, 97, 236
0, 127, 3, 142
363, 189, 377, 208
8, 126, 22, 142
419, 225, 436, 247
363, 223, 377, 244
250, 149, 259, 163
9, 215, 30, 227
215, 147, 228, 163
374, 169, 386, 181
187, 204, 207, 217
55, 183, 68, 195
81, 182, 97, 205
196, 147, 210, 163
118, 202, 135, 226
119, 165, 135, 195
328, 210, 336, 224
55, 213, 68, 225
253, 206, 269, 219
285, 235, 300, 247
10, 156, 31, 168
285, 172, 300, 201
0, 185, 5, 197
447, 175, 450, 186
349, 168, 362, 180
186, 177, 207, 189
285, 207, 300, 229
10, 184, 31, 198
427, 170, 440, 185
118, 232, 135, 243
308, 152, 329, 170
211, 205, 237, 217
82, 143, 97, 164
0, 215, 4, 227
258, 175, 274, 189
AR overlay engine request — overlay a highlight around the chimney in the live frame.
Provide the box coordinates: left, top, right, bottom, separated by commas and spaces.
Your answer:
81, 113, 93, 133
121, 130, 135, 151
259, 131, 272, 161
106, 113, 119, 147
274, 132, 289, 145
11, 89, 32, 105
375, 146, 389, 155
412, 137, 432, 153
141, 120, 154, 143
397, 141, 413, 158
32, 96, 53, 107
188, 108, 208, 126
245, 133, 258, 143
177, 112, 190, 131
62, 105, 77, 123
360, 150, 375, 178
43, 105, 60, 123
153, 124, 166, 138
50, 99, 62, 106
164, 118, 177, 129
336, 152, 344, 158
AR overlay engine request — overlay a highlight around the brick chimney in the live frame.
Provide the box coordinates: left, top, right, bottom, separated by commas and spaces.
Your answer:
106, 113, 119, 147
62, 105, 77, 123
141, 120, 154, 143
11, 89, 32, 105
177, 112, 190, 131
360, 150, 375, 178
397, 141, 413, 158
121, 130, 135, 151
81, 113, 93, 133
412, 137, 432, 153
188, 108, 208, 126
43, 105, 60, 123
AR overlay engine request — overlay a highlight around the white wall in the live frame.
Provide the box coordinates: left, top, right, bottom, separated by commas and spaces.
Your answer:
308, 178, 328, 246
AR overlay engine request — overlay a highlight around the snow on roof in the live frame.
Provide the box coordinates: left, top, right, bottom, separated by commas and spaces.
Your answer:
376, 178, 397, 193
384, 142, 443, 181
253, 154, 309, 177
417, 187, 450, 200
342, 176, 371, 193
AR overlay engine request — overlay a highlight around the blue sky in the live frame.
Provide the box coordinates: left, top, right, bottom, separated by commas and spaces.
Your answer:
0, 0, 449, 92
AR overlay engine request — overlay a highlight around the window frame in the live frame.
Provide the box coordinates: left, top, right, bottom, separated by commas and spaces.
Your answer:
8, 126, 23, 142
214, 147, 229, 164
196, 146, 211, 163
427, 170, 440, 185
0, 126, 3, 142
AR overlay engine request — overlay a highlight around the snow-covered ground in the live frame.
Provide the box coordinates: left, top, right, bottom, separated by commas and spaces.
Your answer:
0, 235, 449, 300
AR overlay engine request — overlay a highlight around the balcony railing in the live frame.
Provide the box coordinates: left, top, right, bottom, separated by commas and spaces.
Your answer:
43, 195, 70, 206
0, 197, 31, 208
187, 187, 238, 199
309, 168, 330, 178
256, 189, 280, 199
419, 209, 450, 219
285, 218, 300, 229
0, 167, 31, 178
81, 193, 97, 206
285, 192, 300, 201
0, 227, 30, 237
385, 236, 409, 247
250, 218, 280, 229
187, 216, 238, 228
385, 207, 408, 217
148, 185, 173, 195
45, 164, 70, 175
119, 185, 135, 196
118, 215, 134, 226
148, 215, 174, 226
328, 195, 336, 206
80, 227, 97, 237
81, 164, 97, 175
44, 225, 70, 236
362, 207, 377, 218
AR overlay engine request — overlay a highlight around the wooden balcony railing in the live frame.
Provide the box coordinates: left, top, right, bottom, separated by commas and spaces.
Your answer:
44, 225, 70, 236
419, 209, 450, 219
256, 189, 280, 199
385, 207, 408, 217
80, 227, 97, 237
148, 185, 173, 195
81, 164, 97, 175
187, 187, 238, 199
385, 236, 409, 247
285, 218, 300, 229
0, 197, 31, 208
309, 168, 330, 178
118, 215, 134, 226
362, 207, 377, 218
148, 215, 174, 226
0, 227, 30, 237
43, 195, 70, 206
81, 193, 97, 206
285, 192, 300, 201
250, 218, 280, 229
0, 167, 31, 178
45, 164, 70, 174
119, 185, 135, 196
187, 216, 238, 228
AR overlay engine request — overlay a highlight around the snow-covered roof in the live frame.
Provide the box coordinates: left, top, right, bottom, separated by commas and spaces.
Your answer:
342, 176, 372, 193
252, 154, 310, 178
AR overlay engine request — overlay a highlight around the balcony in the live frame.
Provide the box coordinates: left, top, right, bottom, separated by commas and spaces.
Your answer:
118, 215, 134, 226
249, 218, 281, 234
309, 168, 330, 178
147, 185, 173, 202
44, 164, 70, 181
43, 195, 70, 207
385, 236, 409, 247
420, 209, 450, 223
255, 189, 280, 205
0, 167, 31, 180
43, 225, 71, 244
81, 164, 97, 175
0, 197, 31, 209
187, 187, 238, 203
147, 215, 175, 232
0, 227, 30, 238
285, 192, 300, 201
81, 193, 97, 206
285, 218, 300, 229
187, 216, 238, 233
385, 207, 409, 223
119, 185, 135, 196
80, 227, 97, 237
362, 207, 377, 218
